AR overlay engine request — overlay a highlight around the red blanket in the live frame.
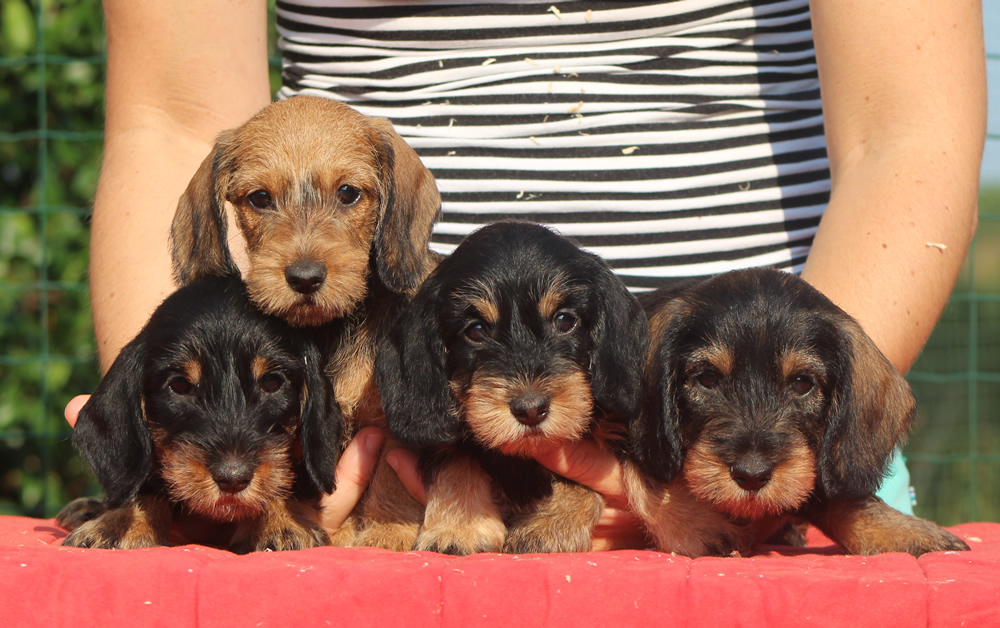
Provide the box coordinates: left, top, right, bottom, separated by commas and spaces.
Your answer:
1, 516, 997, 627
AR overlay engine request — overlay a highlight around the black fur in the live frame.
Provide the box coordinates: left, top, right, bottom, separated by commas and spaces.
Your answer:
61, 277, 342, 550
376, 221, 649, 553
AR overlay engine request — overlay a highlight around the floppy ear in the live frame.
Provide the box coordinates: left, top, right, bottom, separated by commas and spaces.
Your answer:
170, 132, 240, 284
587, 267, 649, 422
297, 340, 343, 495
818, 314, 916, 499
629, 298, 689, 485
72, 335, 154, 508
370, 118, 441, 294
374, 281, 462, 446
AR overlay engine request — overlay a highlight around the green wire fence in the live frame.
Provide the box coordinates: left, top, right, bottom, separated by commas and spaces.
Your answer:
1, 2, 997, 525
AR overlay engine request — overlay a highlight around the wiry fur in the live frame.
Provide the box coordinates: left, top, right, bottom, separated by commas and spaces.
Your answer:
169, 96, 442, 549
57, 277, 341, 553
376, 222, 649, 555
627, 268, 970, 557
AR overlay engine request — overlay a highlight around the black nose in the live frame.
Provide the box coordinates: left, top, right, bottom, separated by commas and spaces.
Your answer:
730, 459, 773, 493
285, 260, 327, 294
510, 393, 550, 427
212, 460, 255, 494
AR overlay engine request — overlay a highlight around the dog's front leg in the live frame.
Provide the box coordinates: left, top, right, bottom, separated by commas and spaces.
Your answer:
230, 499, 330, 553
414, 453, 506, 555
61, 494, 172, 549
504, 476, 604, 554
804, 495, 970, 556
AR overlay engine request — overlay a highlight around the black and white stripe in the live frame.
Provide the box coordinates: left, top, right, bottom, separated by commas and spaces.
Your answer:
277, 0, 828, 289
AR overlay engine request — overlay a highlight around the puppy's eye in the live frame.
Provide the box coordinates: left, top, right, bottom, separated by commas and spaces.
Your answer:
248, 189, 274, 211
789, 375, 815, 396
551, 310, 579, 334
464, 321, 488, 343
259, 372, 285, 394
337, 185, 362, 206
167, 376, 194, 396
695, 371, 721, 389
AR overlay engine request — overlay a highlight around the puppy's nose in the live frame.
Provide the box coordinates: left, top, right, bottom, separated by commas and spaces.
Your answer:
730, 460, 773, 493
510, 393, 550, 427
212, 460, 255, 494
285, 260, 327, 295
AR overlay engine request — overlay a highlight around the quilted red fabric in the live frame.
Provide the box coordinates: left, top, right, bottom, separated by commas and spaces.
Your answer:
1, 516, 996, 627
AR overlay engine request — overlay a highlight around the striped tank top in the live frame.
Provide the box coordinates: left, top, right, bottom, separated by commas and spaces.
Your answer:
276, 0, 829, 290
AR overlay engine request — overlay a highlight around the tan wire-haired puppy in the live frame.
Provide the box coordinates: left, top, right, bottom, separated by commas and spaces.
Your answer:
376, 222, 649, 555
626, 268, 970, 557
170, 96, 441, 550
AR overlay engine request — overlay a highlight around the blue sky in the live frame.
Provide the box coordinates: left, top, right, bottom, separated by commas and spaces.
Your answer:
982, 2, 999, 184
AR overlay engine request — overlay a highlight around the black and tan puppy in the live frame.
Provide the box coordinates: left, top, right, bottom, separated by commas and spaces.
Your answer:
170, 96, 440, 549
57, 277, 341, 553
625, 268, 969, 557
376, 222, 649, 555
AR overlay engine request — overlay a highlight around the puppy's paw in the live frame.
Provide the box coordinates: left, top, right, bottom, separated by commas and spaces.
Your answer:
414, 519, 506, 556
893, 519, 970, 557
352, 521, 421, 552
61, 507, 166, 549
230, 518, 331, 554
503, 521, 593, 554
56, 497, 107, 532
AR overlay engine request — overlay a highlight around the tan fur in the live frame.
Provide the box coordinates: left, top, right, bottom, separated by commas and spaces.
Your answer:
454, 280, 500, 325
806, 496, 970, 557
537, 275, 570, 321
462, 371, 594, 457
414, 454, 507, 554
171, 96, 442, 551
230, 498, 330, 553
62, 495, 173, 550
684, 439, 816, 519
153, 435, 294, 523
689, 343, 734, 377
504, 479, 604, 554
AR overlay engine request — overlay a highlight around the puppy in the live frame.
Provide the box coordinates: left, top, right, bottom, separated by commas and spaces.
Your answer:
376, 222, 649, 554
57, 277, 341, 553
625, 268, 969, 557
169, 96, 440, 549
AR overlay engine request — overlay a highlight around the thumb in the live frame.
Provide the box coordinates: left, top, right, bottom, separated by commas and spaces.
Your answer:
532, 438, 627, 509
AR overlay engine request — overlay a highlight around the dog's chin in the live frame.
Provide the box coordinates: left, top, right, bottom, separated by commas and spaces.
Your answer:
185, 495, 266, 523
246, 269, 368, 327
683, 442, 816, 521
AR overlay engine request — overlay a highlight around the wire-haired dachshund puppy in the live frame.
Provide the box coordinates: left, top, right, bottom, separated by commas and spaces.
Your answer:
56, 277, 341, 553
376, 222, 649, 555
625, 268, 969, 557
169, 96, 441, 549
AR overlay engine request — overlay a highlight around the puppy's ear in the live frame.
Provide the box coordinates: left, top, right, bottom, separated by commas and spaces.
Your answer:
587, 267, 649, 422
818, 314, 916, 499
298, 340, 343, 495
375, 280, 461, 446
629, 297, 690, 484
72, 335, 154, 508
371, 118, 441, 294
170, 132, 240, 284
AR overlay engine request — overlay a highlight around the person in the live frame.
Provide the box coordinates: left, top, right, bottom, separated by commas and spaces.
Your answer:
67, 0, 985, 546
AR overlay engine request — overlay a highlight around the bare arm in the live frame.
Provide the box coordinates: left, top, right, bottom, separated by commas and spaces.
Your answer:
92, 0, 271, 371
802, 0, 986, 373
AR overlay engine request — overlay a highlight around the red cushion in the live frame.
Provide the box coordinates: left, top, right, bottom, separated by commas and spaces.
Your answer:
2, 516, 997, 626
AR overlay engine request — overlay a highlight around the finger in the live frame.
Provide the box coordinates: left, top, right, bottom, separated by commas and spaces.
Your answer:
64, 395, 89, 428
532, 439, 628, 508
386, 447, 427, 505
320, 427, 386, 533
